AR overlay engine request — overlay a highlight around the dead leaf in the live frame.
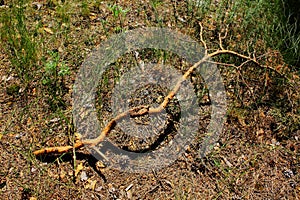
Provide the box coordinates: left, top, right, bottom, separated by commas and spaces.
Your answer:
75, 162, 84, 177
89, 13, 97, 20
60, 169, 66, 179
74, 133, 82, 141
85, 179, 97, 190
58, 46, 64, 53
90, 180, 97, 190
256, 129, 264, 136
127, 190, 133, 199
96, 161, 106, 169
238, 116, 246, 127
44, 27, 54, 34
32, 88, 36, 96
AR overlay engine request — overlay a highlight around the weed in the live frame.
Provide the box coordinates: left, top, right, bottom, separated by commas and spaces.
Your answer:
81, 0, 90, 18
55, 1, 71, 25
42, 50, 70, 111
108, 4, 130, 32
150, 0, 163, 24
0, 0, 39, 93
6, 84, 21, 97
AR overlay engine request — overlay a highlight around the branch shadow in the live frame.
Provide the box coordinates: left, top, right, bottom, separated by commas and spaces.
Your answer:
35, 151, 107, 182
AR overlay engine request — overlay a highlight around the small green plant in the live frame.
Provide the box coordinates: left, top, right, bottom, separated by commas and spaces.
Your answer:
55, 1, 71, 25
81, 0, 90, 18
108, 4, 130, 32
42, 50, 70, 111
6, 84, 21, 97
150, 0, 163, 24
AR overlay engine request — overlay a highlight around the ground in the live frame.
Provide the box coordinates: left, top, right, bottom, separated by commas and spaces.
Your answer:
0, 0, 299, 199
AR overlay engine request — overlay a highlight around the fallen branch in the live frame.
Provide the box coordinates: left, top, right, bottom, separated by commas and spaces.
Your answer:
33, 24, 287, 156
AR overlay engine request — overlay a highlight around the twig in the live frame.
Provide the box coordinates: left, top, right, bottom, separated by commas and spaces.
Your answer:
218, 25, 229, 50
199, 22, 208, 55
33, 141, 84, 155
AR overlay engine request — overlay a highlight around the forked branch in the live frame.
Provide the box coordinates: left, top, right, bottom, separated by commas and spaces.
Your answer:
33, 25, 287, 156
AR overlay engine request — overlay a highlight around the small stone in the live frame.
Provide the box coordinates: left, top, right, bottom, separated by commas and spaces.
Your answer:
32, 2, 43, 10
15, 133, 23, 139
283, 169, 294, 178
31, 167, 37, 173
49, 118, 60, 123
80, 171, 88, 181
95, 186, 102, 192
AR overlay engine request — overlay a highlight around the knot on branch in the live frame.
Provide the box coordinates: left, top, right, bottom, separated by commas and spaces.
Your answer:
129, 105, 150, 117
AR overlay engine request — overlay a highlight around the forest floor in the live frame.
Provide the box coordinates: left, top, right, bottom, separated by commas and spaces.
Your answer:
0, 0, 299, 199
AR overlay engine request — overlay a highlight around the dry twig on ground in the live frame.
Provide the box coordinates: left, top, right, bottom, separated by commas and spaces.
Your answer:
33, 24, 287, 156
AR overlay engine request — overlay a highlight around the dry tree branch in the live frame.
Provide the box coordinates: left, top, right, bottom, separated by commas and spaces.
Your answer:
33, 26, 289, 156
218, 24, 229, 50
199, 22, 208, 55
